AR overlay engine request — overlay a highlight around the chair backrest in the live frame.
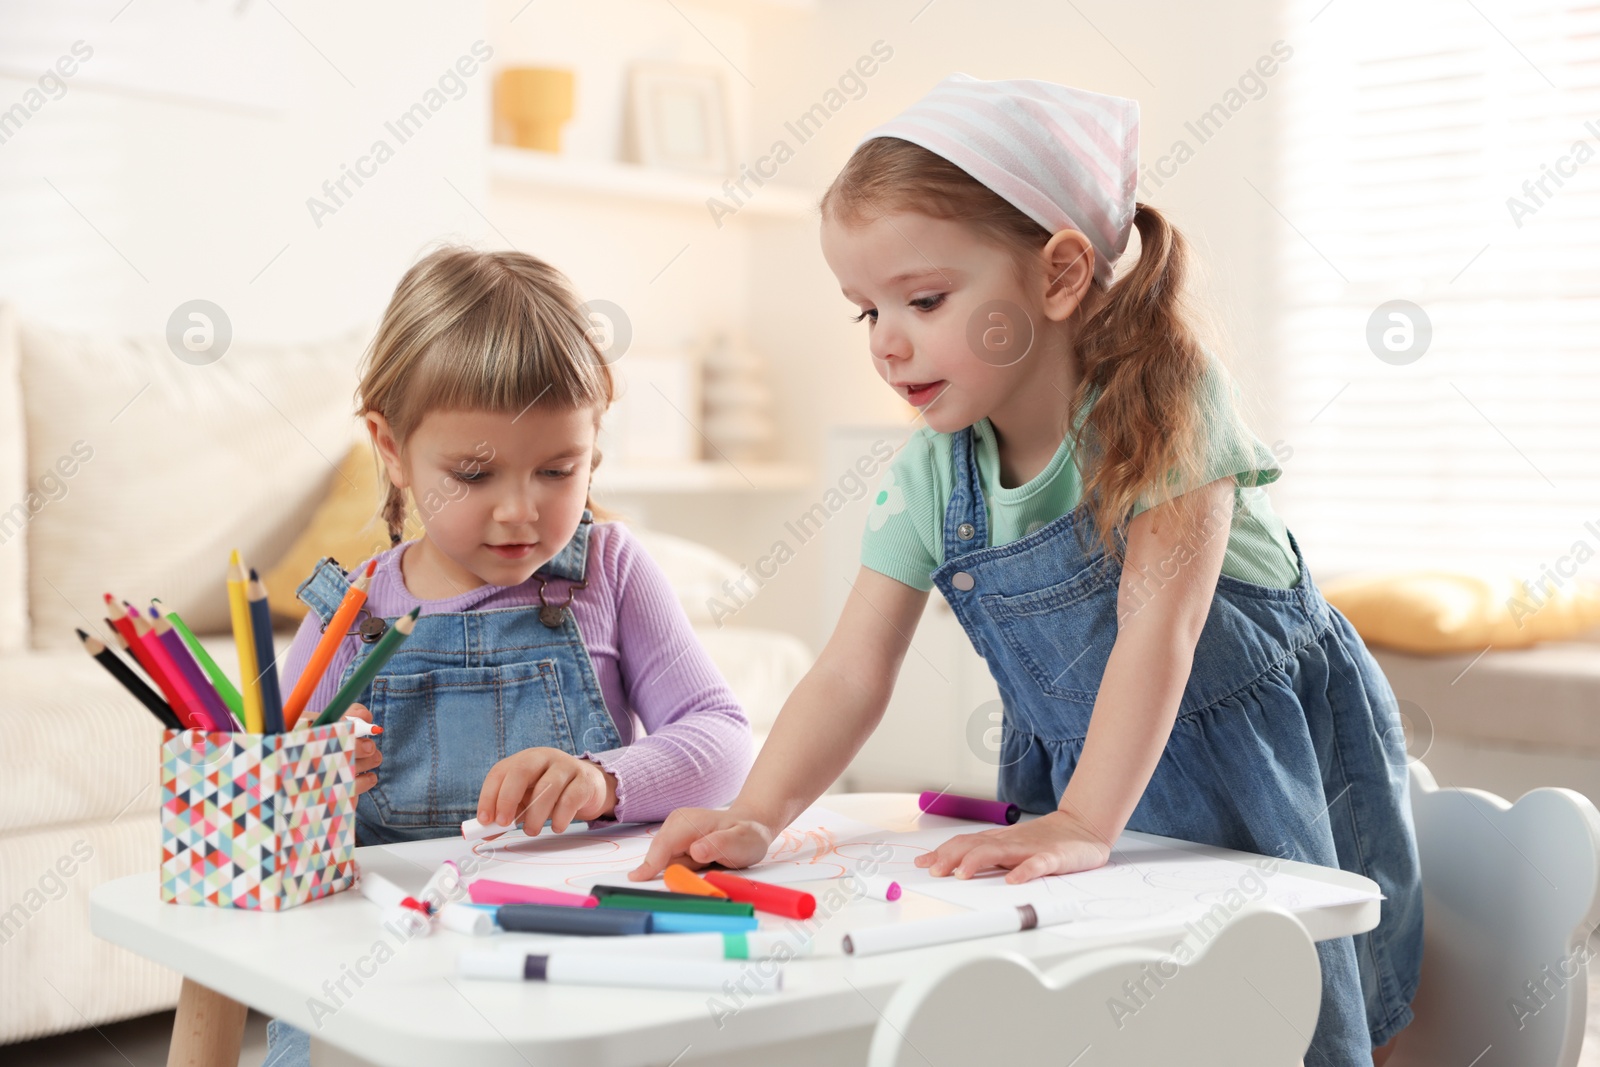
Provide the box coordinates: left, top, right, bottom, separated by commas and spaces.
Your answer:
868, 906, 1321, 1067
1391, 762, 1600, 1067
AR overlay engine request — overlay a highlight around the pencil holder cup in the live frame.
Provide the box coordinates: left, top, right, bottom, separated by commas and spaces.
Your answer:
160, 722, 358, 910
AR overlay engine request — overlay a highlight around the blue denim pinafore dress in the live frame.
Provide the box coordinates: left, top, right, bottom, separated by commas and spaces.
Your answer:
294, 512, 622, 846
931, 429, 1422, 1065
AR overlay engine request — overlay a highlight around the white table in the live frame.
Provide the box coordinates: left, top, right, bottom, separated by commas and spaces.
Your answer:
90, 794, 1380, 1067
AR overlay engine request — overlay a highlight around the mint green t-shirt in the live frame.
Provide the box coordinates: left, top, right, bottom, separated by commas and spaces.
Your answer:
860, 361, 1299, 591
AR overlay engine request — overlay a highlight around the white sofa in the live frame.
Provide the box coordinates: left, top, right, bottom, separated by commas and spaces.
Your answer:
0, 304, 810, 1045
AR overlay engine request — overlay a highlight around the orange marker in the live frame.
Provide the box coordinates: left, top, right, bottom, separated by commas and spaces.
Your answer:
664, 864, 730, 899
283, 559, 376, 730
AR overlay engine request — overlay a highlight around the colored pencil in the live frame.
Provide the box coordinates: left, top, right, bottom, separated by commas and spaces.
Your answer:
78, 627, 184, 729
104, 595, 185, 712
227, 550, 265, 732
283, 558, 375, 729
128, 606, 212, 730
151, 609, 235, 734
165, 606, 244, 719
247, 568, 285, 733
311, 608, 419, 727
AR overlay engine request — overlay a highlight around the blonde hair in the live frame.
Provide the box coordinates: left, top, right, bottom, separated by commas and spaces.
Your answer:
822, 138, 1214, 556
356, 246, 615, 545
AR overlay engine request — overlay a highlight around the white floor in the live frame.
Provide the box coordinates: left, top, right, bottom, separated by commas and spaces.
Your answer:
5, 991, 1600, 1065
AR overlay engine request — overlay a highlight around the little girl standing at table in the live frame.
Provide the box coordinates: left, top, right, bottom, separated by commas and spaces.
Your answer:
263, 246, 753, 1065
635, 76, 1421, 1066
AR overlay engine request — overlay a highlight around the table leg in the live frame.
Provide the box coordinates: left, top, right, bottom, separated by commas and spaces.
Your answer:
168, 977, 248, 1067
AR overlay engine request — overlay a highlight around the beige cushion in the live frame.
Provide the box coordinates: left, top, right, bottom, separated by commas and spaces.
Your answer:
0, 303, 28, 654
19, 318, 364, 650
1324, 570, 1600, 653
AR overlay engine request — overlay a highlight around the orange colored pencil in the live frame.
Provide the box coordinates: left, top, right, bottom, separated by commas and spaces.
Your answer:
282, 558, 376, 730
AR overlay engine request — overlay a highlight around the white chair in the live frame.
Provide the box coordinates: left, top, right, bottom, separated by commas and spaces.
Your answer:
867, 905, 1322, 1067
1389, 762, 1600, 1067
869, 762, 1600, 1067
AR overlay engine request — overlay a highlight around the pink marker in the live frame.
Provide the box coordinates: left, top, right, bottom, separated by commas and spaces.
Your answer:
918, 791, 1021, 826
466, 879, 598, 908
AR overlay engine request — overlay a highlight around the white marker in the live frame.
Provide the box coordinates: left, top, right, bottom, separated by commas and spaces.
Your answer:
349, 719, 382, 738
438, 902, 496, 936
460, 950, 783, 993
856, 874, 903, 902
841, 900, 1080, 957
461, 817, 516, 841
420, 860, 463, 911
498, 931, 811, 960
358, 870, 432, 938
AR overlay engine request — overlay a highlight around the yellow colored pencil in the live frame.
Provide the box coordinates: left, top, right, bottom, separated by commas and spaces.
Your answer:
227, 549, 265, 733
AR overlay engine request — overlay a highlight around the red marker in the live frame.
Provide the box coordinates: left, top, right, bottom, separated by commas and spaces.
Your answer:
701, 871, 816, 920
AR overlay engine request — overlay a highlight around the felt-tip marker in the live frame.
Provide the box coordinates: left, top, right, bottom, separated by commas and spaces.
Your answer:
459, 949, 783, 993
842, 899, 1080, 957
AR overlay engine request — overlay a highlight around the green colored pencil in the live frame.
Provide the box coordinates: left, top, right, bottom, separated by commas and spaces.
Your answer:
167, 609, 245, 719
596, 894, 755, 918
310, 608, 420, 727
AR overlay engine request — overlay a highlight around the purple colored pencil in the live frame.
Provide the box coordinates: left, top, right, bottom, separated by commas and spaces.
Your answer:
151, 609, 235, 733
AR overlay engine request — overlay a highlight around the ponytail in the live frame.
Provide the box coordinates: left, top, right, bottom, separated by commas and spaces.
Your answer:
1069, 202, 1208, 556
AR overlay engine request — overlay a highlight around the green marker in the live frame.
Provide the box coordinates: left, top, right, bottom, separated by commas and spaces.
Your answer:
311, 607, 420, 727
596, 894, 755, 918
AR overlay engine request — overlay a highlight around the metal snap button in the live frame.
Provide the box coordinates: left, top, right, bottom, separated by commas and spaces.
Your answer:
952, 571, 975, 591
957, 522, 976, 541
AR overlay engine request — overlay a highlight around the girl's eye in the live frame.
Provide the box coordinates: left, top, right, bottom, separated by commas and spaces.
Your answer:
541, 468, 575, 479
851, 308, 877, 324
451, 469, 487, 484
910, 294, 945, 312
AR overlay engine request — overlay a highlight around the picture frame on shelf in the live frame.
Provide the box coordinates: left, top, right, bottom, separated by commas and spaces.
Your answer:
599, 349, 702, 468
625, 62, 731, 176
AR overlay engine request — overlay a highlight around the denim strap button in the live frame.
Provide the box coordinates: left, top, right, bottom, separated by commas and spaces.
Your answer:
957, 522, 976, 541
952, 571, 975, 591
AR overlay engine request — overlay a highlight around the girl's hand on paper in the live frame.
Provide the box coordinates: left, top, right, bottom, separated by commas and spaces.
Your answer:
915, 809, 1112, 884
345, 704, 382, 796
628, 808, 775, 881
478, 748, 618, 835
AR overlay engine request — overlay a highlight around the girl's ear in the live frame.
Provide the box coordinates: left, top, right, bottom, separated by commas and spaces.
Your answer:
365, 411, 410, 490
1038, 229, 1098, 323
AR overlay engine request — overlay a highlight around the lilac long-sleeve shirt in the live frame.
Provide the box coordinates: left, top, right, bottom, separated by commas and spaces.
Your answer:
279, 521, 753, 822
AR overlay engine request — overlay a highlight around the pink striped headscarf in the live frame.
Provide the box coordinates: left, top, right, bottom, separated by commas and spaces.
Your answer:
858, 74, 1140, 285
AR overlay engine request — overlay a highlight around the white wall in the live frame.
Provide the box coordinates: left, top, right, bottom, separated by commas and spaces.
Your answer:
0, 0, 491, 341
0, 0, 1291, 653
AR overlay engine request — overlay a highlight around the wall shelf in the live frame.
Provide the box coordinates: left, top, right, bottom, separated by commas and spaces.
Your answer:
488, 146, 815, 219
593, 460, 814, 494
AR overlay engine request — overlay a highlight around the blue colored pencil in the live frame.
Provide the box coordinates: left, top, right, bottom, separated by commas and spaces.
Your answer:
247, 569, 285, 733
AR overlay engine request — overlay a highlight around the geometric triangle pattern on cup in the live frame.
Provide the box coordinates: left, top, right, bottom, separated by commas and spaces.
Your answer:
160, 721, 358, 910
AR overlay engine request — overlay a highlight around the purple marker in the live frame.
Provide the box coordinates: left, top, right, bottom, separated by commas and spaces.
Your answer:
918, 791, 1021, 825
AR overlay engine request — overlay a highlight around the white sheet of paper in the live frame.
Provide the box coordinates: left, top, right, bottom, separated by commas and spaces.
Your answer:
874, 829, 1381, 941
376, 805, 1380, 945
377, 807, 889, 893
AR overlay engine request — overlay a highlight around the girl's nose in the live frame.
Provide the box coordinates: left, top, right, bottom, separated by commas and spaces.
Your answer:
492, 486, 539, 526
869, 318, 908, 364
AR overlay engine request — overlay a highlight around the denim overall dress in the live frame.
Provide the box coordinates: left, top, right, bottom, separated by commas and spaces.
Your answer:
293, 512, 622, 846
931, 429, 1422, 1065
